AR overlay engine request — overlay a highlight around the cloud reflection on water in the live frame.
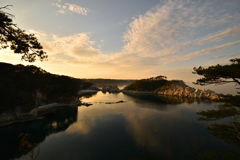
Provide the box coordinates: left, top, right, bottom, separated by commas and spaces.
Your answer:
65, 92, 218, 158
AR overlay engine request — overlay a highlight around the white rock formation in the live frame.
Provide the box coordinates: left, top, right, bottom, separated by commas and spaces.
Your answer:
158, 81, 219, 100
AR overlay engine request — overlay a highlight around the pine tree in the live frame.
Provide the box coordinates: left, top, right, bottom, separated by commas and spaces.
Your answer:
193, 58, 240, 159
0, 5, 47, 62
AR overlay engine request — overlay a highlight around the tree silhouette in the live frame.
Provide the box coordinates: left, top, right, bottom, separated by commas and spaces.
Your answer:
193, 58, 240, 159
0, 5, 47, 62
193, 58, 240, 86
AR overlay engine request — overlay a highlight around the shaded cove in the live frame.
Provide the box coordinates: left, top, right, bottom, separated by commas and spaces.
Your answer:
0, 107, 77, 160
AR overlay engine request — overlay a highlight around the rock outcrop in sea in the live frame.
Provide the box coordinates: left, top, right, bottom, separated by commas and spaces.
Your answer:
158, 80, 218, 100
102, 85, 120, 93
123, 79, 219, 100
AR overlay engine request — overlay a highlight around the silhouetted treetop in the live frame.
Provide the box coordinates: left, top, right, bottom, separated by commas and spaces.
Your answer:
0, 5, 47, 62
193, 58, 240, 86
194, 58, 240, 158
124, 75, 177, 92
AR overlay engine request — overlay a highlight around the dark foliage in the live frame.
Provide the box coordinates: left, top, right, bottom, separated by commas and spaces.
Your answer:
124, 79, 168, 91
0, 107, 77, 160
0, 62, 92, 112
207, 123, 240, 146
194, 58, 240, 159
193, 58, 240, 86
197, 105, 240, 121
124, 75, 177, 91
0, 5, 47, 62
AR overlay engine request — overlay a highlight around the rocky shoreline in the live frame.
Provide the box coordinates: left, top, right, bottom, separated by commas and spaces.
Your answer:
123, 80, 219, 100
158, 81, 218, 100
0, 101, 92, 127
0, 85, 120, 127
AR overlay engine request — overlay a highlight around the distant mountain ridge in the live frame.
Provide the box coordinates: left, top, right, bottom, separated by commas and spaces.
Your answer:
82, 78, 136, 87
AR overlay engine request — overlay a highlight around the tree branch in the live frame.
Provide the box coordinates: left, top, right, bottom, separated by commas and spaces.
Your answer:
0, 5, 14, 17
232, 77, 240, 85
0, 5, 13, 10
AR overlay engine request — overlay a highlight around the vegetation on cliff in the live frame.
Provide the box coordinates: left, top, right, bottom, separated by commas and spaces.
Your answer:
0, 62, 92, 113
124, 75, 178, 92
193, 58, 240, 85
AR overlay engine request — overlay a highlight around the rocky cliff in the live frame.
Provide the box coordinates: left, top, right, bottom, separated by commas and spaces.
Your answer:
158, 80, 218, 100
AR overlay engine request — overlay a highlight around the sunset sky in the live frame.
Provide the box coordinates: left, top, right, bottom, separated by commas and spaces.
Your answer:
1, 0, 240, 82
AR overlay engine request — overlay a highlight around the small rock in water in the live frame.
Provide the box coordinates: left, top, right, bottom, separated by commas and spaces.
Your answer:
84, 103, 92, 107
116, 100, 124, 103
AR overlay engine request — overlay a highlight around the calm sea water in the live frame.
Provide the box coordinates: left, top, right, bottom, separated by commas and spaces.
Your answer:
0, 92, 238, 160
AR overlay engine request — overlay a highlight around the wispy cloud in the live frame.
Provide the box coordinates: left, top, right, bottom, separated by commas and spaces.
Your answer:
28, 29, 47, 37
119, 18, 129, 25
195, 25, 240, 46
52, 3, 89, 15
49, 33, 103, 60
153, 25, 240, 58
22, 0, 240, 80
210, 52, 240, 59
123, 0, 240, 58
29, 30, 104, 62
50, 0, 240, 68
163, 40, 240, 65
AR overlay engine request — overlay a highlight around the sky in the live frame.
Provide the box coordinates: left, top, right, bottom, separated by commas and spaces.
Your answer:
1, 0, 240, 82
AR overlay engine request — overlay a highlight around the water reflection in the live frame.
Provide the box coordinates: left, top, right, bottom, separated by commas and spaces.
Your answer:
123, 93, 214, 104
159, 95, 213, 104
0, 92, 236, 160
0, 107, 77, 160
62, 93, 231, 159
79, 92, 98, 100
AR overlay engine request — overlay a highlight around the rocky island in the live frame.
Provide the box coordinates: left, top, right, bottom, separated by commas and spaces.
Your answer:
157, 80, 218, 99
123, 76, 219, 100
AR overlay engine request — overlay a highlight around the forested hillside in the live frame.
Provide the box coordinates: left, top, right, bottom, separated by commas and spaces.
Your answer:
0, 62, 92, 112
124, 76, 178, 91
